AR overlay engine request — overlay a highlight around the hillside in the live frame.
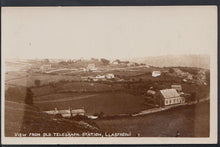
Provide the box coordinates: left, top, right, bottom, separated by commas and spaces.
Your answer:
129, 55, 210, 69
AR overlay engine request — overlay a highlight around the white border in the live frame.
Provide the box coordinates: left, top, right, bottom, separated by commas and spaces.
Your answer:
1, 6, 218, 144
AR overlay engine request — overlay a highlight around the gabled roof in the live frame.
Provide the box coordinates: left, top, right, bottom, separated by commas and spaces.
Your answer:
160, 89, 180, 99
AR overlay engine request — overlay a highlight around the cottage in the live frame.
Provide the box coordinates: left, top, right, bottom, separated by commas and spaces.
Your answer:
96, 75, 105, 79
160, 89, 185, 106
147, 90, 156, 95
106, 73, 115, 79
44, 108, 85, 118
171, 85, 182, 92
152, 71, 161, 77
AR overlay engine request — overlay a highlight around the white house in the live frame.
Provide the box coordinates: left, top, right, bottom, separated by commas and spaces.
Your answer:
106, 73, 115, 79
160, 89, 185, 106
152, 71, 161, 77
96, 75, 105, 79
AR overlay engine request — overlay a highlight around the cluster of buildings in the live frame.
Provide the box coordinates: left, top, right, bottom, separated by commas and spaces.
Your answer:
173, 68, 193, 81
44, 107, 85, 118
44, 107, 99, 120
83, 73, 115, 82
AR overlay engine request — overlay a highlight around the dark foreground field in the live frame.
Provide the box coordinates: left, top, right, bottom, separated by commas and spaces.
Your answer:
95, 101, 210, 137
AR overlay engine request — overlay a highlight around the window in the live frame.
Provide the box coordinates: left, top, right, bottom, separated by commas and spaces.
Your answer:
182, 98, 185, 103
165, 100, 168, 105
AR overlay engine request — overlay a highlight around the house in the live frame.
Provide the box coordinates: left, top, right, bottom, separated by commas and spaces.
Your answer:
106, 73, 115, 79
171, 85, 182, 92
87, 64, 97, 71
112, 60, 119, 65
160, 89, 185, 106
182, 79, 187, 82
96, 75, 105, 79
44, 108, 85, 118
152, 71, 161, 77
147, 90, 156, 95
120, 61, 129, 65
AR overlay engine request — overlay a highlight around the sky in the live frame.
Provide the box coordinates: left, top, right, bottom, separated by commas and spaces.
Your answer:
2, 6, 217, 59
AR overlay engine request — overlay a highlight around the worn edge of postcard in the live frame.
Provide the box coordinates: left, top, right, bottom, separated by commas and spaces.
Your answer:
1, 6, 218, 144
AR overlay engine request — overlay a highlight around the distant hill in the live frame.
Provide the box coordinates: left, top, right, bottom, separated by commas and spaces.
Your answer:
129, 55, 210, 69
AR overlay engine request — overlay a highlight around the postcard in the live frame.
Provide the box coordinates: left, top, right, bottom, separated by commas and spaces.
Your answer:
1, 6, 218, 144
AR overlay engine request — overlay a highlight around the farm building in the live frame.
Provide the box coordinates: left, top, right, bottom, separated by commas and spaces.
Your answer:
44, 108, 85, 118
106, 73, 115, 79
171, 85, 182, 92
152, 71, 161, 77
160, 89, 185, 106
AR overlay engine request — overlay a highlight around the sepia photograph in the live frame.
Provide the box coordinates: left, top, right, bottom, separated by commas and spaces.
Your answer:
1, 6, 218, 144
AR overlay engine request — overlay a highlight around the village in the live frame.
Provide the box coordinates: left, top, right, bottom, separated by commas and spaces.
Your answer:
24, 58, 209, 120
4, 58, 210, 137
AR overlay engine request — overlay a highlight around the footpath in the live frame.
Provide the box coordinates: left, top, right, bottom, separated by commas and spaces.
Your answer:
132, 97, 210, 117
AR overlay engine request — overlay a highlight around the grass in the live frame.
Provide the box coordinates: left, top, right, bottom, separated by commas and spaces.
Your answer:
5, 100, 100, 137
34, 92, 146, 116
94, 101, 210, 137
5, 73, 81, 87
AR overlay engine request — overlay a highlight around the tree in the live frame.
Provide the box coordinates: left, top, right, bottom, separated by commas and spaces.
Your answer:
100, 58, 110, 65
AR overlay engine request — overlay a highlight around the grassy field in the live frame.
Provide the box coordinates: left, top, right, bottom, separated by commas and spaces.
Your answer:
94, 101, 210, 137
34, 91, 146, 116
31, 82, 124, 97
5, 72, 81, 87
5, 100, 100, 137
